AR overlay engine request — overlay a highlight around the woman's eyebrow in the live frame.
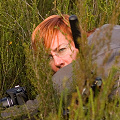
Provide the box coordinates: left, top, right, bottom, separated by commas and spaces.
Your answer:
53, 44, 65, 52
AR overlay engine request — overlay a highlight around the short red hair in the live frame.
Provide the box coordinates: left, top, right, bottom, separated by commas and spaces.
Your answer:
32, 14, 73, 50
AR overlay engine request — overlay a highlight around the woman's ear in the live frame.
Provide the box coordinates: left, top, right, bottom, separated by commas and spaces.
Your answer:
75, 47, 79, 53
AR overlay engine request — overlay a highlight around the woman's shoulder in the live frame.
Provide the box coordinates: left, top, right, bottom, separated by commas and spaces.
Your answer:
88, 24, 120, 46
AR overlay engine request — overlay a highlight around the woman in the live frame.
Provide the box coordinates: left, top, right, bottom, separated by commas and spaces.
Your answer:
1, 14, 91, 119
32, 14, 120, 94
1, 14, 120, 119
32, 14, 81, 73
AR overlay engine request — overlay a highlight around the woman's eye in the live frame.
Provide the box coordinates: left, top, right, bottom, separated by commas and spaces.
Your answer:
59, 48, 66, 52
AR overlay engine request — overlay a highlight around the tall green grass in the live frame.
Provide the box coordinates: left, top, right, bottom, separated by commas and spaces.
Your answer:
0, 0, 120, 119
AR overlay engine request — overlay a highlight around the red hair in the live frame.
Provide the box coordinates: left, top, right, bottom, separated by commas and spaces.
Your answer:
32, 14, 73, 50
32, 14, 96, 50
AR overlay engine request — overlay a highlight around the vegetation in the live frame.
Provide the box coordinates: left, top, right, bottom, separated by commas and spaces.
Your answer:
0, 0, 120, 119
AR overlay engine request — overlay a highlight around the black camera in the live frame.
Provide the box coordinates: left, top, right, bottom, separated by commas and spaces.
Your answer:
0, 85, 28, 108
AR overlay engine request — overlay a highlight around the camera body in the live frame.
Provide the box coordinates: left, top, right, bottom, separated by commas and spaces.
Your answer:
0, 85, 28, 108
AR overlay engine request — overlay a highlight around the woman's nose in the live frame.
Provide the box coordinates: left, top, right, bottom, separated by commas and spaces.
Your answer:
53, 55, 64, 67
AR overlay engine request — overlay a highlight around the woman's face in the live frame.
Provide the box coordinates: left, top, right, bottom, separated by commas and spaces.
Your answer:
49, 31, 78, 72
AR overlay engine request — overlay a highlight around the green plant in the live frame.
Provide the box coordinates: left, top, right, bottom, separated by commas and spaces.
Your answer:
0, 0, 120, 119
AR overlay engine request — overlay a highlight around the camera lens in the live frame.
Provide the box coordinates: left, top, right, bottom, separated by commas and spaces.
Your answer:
16, 88, 22, 92
0, 97, 13, 107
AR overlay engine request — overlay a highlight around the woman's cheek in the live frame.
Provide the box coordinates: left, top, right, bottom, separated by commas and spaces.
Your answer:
49, 62, 58, 72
